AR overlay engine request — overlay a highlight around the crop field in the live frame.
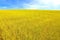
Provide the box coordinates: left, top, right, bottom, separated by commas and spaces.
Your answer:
0, 10, 60, 40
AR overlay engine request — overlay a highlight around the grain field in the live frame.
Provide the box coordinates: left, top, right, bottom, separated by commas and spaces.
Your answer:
0, 10, 60, 40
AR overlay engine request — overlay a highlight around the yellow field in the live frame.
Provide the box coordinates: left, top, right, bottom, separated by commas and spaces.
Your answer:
0, 10, 60, 40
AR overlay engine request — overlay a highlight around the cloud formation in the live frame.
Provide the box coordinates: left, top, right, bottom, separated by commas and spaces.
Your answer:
23, 0, 60, 9
0, 0, 60, 9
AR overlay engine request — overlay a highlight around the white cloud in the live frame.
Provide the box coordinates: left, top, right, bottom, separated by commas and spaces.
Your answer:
23, 4, 39, 9
23, 1, 49, 9
23, 0, 60, 9
37, 0, 60, 8
51, 0, 60, 7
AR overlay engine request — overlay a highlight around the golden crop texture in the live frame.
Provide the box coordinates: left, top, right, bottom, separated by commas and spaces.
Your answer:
0, 10, 60, 40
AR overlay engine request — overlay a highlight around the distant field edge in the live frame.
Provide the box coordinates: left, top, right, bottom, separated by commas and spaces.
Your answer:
0, 10, 60, 11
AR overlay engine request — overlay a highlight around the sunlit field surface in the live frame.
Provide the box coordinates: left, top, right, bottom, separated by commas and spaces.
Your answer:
0, 10, 60, 40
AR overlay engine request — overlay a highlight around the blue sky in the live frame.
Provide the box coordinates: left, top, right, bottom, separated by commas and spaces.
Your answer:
0, 0, 60, 9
